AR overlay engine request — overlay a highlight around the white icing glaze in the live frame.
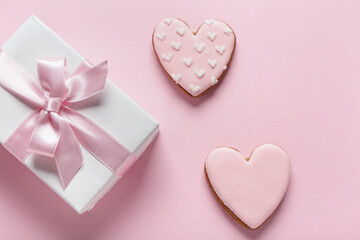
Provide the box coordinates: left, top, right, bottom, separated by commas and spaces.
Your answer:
194, 69, 205, 78
204, 19, 214, 25
224, 27, 233, 35
171, 73, 181, 83
215, 45, 226, 55
176, 28, 185, 36
208, 59, 217, 68
162, 53, 173, 62
207, 32, 217, 41
183, 58, 193, 67
194, 43, 205, 53
223, 65, 227, 70
190, 84, 200, 93
211, 76, 218, 85
164, 18, 172, 25
171, 42, 182, 51
155, 32, 166, 40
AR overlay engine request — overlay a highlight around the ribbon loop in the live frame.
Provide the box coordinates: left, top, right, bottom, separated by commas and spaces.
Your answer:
64, 60, 108, 103
37, 58, 66, 98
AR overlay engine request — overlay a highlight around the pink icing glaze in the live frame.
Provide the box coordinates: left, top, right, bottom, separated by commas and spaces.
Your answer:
153, 18, 236, 97
205, 144, 290, 229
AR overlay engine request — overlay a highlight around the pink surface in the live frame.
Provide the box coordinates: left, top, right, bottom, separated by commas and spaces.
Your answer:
0, 0, 360, 239
205, 145, 290, 229
153, 18, 235, 96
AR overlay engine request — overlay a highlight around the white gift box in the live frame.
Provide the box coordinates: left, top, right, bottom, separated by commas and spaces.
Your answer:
0, 16, 159, 213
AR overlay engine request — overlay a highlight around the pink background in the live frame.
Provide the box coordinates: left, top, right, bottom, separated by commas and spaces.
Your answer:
0, 0, 359, 239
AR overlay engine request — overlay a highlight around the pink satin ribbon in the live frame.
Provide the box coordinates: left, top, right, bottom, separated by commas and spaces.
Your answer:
0, 51, 134, 189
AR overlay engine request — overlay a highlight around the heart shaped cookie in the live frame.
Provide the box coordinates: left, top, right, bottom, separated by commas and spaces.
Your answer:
205, 144, 290, 229
152, 18, 236, 97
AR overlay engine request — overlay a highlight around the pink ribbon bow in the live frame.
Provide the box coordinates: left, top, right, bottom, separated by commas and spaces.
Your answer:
0, 51, 134, 189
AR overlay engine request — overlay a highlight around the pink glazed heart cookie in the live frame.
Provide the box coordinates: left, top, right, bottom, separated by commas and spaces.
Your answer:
152, 18, 236, 97
205, 144, 290, 230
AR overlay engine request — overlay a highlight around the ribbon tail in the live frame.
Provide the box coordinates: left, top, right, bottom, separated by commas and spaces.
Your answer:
54, 115, 83, 189
25, 111, 83, 189
27, 111, 60, 157
60, 106, 134, 174
3, 109, 42, 161
3, 109, 82, 189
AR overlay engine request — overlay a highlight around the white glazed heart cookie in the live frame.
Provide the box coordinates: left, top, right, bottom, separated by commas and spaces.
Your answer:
152, 18, 236, 97
205, 144, 290, 230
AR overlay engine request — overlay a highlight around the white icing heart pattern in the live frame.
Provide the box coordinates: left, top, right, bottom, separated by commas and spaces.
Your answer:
171, 73, 181, 83
155, 33, 166, 41
208, 59, 217, 68
162, 53, 173, 62
195, 69, 205, 78
207, 32, 217, 41
204, 19, 214, 25
171, 42, 182, 50
194, 43, 205, 53
153, 18, 235, 97
183, 58, 193, 67
176, 28, 185, 36
211, 76, 218, 85
224, 27, 233, 35
164, 18, 172, 25
215, 45, 226, 55
190, 84, 200, 93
